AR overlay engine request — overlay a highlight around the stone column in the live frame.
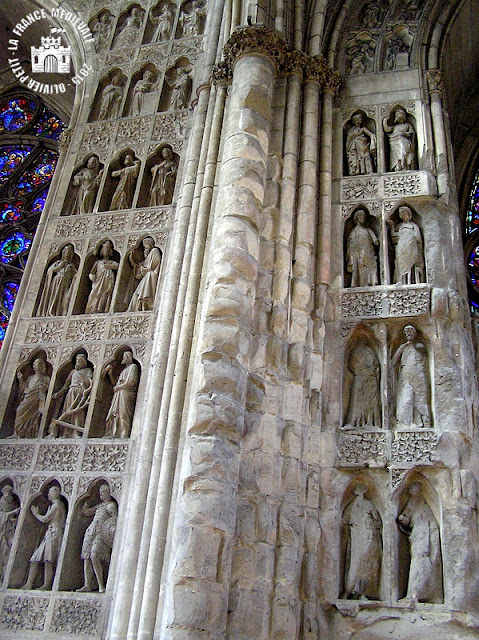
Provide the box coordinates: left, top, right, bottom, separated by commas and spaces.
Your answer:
160, 26, 286, 640
427, 69, 449, 197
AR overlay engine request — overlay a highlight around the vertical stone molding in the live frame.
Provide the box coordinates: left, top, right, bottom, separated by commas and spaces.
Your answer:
163, 35, 276, 640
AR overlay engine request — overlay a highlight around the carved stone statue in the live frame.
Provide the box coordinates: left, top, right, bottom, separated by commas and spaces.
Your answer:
0, 485, 20, 582
93, 12, 113, 52
110, 154, 141, 211
392, 325, 431, 428
127, 237, 161, 311
78, 484, 117, 593
360, 0, 383, 28
346, 113, 376, 175
168, 67, 192, 111
14, 359, 50, 439
179, 0, 205, 36
130, 70, 156, 117
346, 210, 379, 287
344, 344, 381, 429
342, 484, 382, 600
150, 3, 175, 41
387, 206, 425, 284
71, 155, 103, 214
50, 353, 93, 437
36, 244, 77, 317
104, 351, 139, 438
149, 147, 178, 206
22, 486, 66, 590
398, 482, 443, 603
98, 75, 124, 121
383, 107, 416, 172
85, 240, 119, 314
114, 7, 143, 49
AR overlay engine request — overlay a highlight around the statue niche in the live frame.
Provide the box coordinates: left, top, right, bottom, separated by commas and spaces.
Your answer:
112, 4, 145, 50
34, 243, 79, 318
387, 205, 425, 285
73, 239, 120, 315
143, 1, 176, 43
159, 58, 193, 112
13, 355, 52, 439
342, 331, 382, 430
90, 347, 140, 438
9, 481, 67, 590
59, 479, 117, 592
115, 236, 162, 312
397, 480, 443, 603
391, 324, 431, 428
177, 0, 206, 37
98, 149, 141, 212
47, 350, 94, 438
123, 65, 159, 118
0, 480, 20, 584
341, 482, 383, 600
89, 70, 126, 123
62, 154, 104, 216
89, 9, 114, 53
137, 144, 179, 208
382, 105, 417, 172
344, 208, 380, 288
344, 111, 376, 176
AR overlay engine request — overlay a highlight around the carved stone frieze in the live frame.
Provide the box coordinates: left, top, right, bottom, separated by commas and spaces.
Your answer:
341, 291, 382, 318
50, 239, 85, 257
342, 178, 379, 200
153, 112, 188, 140
107, 47, 135, 65
138, 44, 169, 65
109, 476, 123, 497
345, 32, 376, 76
25, 321, 64, 344
388, 287, 430, 316
342, 201, 380, 219
92, 213, 129, 234
383, 200, 396, 214
50, 598, 102, 635
80, 122, 116, 150
340, 321, 359, 339
381, 100, 416, 116
336, 431, 387, 466
117, 117, 153, 146
109, 315, 151, 339
66, 318, 107, 342
12, 475, 28, 497
0, 445, 35, 471
36, 444, 80, 472
172, 37, 204, 58
133, 341, 147, 360
132, 208, 170, 230
55, 218, 90, 237
82, 443, 129, 471
384, 173, 421, 197
29, 475, 75, 497
0, 596, 49, 631
59, 127, 73, 152
391, 430, 438, 464
20, 345, 58, 363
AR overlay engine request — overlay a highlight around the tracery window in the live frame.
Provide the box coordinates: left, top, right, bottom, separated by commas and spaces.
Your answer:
0, 92, 64, 345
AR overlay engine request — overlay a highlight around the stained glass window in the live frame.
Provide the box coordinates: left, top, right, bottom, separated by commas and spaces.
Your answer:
0, 90, 64, 346
466, 171, 479, 236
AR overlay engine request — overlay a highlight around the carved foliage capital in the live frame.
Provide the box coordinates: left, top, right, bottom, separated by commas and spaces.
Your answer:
223, 25, 289, 71
211, 61, 232, 86
426, 69, 444, 95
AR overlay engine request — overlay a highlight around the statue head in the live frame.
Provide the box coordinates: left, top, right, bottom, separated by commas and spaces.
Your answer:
398, 206, 412, 222
124, 154, 135, 166
32, 358, 47, 374
394, 108, 407, 124
99, 483, 111, 501
122, 350, 133, 365
75, 353, 88, 369
353, 210, 366, 225
1, 484, 13, 499
143, 70, 154, 82
142, 237, 155, 254
61, 243, 75, 261
99, 12, 110, 23
353, 483, 368, 497
408, 481, 422, 496
100, 240, 114, 258
352, 112, 363, 127
87, 155, 99, 169
48, 485, 60, 501
161, 146, 173, 159
404, 325, 416, 342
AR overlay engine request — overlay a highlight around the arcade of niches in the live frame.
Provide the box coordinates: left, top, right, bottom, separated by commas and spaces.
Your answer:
0, 0, 478, 638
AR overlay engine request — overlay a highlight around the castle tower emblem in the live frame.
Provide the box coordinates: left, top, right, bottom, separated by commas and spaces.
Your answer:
31, 29, 71, 74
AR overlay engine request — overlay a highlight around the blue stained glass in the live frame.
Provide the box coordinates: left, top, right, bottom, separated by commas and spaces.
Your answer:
0, 314, 8, 346
0, 201, 23, 223
32, 108, 65, 140
466, 173, 479, 235
0, 231, 31, 263
0, 98, 37, 132
31, 189, 48, 213
0, 146, 34, 185
3, 281, 19, 313
14, 150, 58, 195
